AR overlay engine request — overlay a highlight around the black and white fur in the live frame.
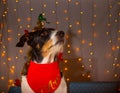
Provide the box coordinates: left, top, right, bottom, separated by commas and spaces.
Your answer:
16, 28, 67, 93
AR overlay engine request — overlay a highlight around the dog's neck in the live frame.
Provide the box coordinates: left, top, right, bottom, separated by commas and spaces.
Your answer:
32, 52, 57, 64
40, 53, 57, 64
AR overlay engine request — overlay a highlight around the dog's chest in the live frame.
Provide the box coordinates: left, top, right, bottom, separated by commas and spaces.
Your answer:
26, 61, 61, 93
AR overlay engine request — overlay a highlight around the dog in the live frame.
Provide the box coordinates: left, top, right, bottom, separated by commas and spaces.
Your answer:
16, 28, 67, 93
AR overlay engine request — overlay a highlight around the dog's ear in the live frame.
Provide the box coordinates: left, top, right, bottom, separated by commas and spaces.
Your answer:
16, 34, 29, 47
16, 30, 33, 47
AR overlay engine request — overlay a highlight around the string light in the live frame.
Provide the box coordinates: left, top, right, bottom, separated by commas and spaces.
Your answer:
0, 1, 119, 91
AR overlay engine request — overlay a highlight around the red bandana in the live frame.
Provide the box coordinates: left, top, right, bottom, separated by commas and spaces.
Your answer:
27, 61, 61, 93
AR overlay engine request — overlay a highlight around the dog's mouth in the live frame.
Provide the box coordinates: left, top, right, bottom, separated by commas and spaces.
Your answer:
48, 39, 64, 50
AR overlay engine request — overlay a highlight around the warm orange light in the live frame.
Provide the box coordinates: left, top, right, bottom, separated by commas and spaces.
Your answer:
7, 37, 12, 41
76, 47, 80, 51
65, 17, 69, 21
66, 78, 70, 81
27, 24, 30, 28
81, 40, 86, 44
64, 60, 68, 63
76, 21, 80, 25
114, 74, 118, 77
78, 57, 82, 62
55, 1, 58, 5
89, 42, 93, 46
43, 4, 47, 8
92, 23, 96, 27
30, 8, 34, 11
52, 11, 55, 14
78, 29, 82, 34
67, 44, 70, 48
93, 14, 97, 18
7, 57, 12, 61
27, 17, 31, 21
19, 49, 23, 53
67, 50, 71, 54
17, 18, 21, 22
88, 75, 91, 78
75, 1, 79, 5
64, 10, 67, 13
93, 4, 97, 8
93, 33, 97, 37
1, 52, 5, 57
56, 21, 60, 25
69, 24, 72, 28
1, 76, 5, 80
112, 46, 116, 51
68, 0, 71, 2
16, 0, 19, 3
64, 67, 68, 71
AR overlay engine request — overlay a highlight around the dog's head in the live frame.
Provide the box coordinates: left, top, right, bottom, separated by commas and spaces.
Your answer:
16, 28, 65, 63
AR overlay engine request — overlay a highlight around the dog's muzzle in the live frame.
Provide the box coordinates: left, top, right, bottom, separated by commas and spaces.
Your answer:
56, 31, 65, 38
55, 31, 65, 45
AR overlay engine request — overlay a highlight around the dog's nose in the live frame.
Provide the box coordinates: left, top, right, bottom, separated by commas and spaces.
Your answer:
57, 31, 65, 37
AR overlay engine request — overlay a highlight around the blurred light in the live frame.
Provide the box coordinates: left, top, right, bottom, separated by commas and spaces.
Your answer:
112, 46, 116, 51
1, 76, 5, 80
107, 23, 111, 27
106, 31, 109, 35
80, 11, 84, 15
43, 4, 47, 8
12, 66, 15, 69
78, 29, 82, 34
92, 23, 96, 27
68, 0, 71, 2
88, 58, 92, 62
75, 1, 79, 5
76, 21, 80, 25
64, 67, 68, 71
81, 40, 86, 44
56, 21, 60, 25
55, 1, 59, 5
87, 75, 91, 78
17, 18, 21, 22
19, 49, 23, 53
67, 44, 70, 48
7, 57, 12, 61
52, 10, 55, 14
93, 14, 97, 18
69, 24, 72, 28
106, 70, 110, 73
78, 57, 82, 62
64, 10, 67, 13
30, 8, 34, 12
67, 50, 71, 54
27, 24, 31, 28
65, 17, 69, 21
90, 52, 94, 55
81, 65, 84, 68
89, 65, 92, 68
89, 42, 93, 46
13, 8, 17, 12
76, 47, 80, 51
16, 0, 19, 3
64, 60, 68, 63
16, 56, 18, 59
114, 74, 118, 77
7, 37, 12, 41
27, 17, 31, 21
66, 78, 70, 81
93, 4, 97, 8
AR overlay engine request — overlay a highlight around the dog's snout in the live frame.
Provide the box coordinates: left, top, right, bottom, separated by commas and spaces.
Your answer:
57, 31, 65, 37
